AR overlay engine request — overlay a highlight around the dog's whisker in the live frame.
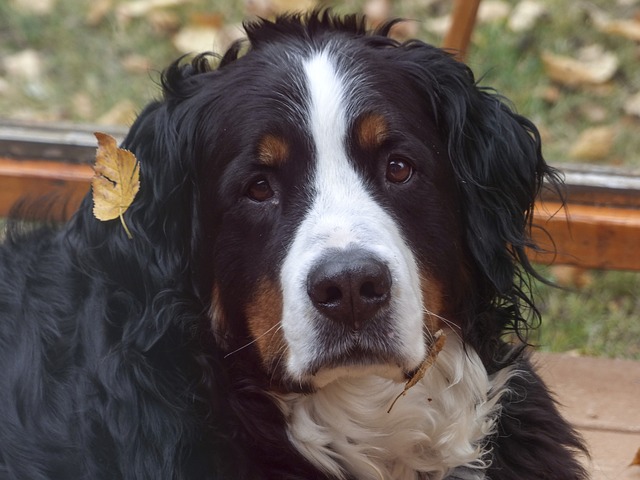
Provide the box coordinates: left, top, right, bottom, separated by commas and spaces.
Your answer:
223, 322, 281, 359
423, 308, 460, 330
269, 342, 288, 386
423, 308, 463, 339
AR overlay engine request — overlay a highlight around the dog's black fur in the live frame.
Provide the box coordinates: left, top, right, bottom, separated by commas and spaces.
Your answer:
0, 11, 587, 479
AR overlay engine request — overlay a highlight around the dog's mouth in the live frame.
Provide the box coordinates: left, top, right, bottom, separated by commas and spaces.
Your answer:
298, 332, 420, 388
295, 328, 445, 390
308, 346, 403, 375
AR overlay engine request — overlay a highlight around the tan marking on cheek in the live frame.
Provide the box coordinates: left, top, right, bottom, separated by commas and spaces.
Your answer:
210, 283, 228, 345
246, 279, 287, 370
356, 113, 388, 151
420, 273, 447, 333
257, 134, 289, 167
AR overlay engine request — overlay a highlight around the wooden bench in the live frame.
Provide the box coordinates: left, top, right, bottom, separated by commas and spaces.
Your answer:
0, 121, 124, 220
2, 0, 639, 271
2, 119, 639, 271
532, 166, 640, 271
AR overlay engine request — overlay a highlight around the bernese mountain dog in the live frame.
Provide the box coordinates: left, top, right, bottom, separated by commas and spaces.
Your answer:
0, 11, 588, 480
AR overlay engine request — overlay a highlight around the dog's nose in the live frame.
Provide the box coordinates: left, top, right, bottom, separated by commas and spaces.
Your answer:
307, 248, 392, 329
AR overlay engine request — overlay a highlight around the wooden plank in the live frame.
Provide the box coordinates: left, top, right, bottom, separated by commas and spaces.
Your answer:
546, 163, 640, 208
0, 157, 92, 219
0, 120, 123, 219
442, 0, 481, 61
0, 119, 126, 163
531, 201, 640, 271
2, 122, 640, 271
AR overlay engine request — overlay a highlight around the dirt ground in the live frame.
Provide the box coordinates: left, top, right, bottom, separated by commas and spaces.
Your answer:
535, 352, 640, 479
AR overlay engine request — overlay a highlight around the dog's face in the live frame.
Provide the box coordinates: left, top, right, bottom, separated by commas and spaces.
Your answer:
199, 43, 469, 391
126, 15, 550, 393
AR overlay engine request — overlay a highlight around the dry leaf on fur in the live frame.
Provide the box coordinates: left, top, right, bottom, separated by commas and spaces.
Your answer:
92, 132, 140, 238
387, 330, 446, 413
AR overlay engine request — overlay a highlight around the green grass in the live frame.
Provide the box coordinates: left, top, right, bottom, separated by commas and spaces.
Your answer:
1, 0, 639, 359
467, 1, 640, 167
533, 270, 640, 359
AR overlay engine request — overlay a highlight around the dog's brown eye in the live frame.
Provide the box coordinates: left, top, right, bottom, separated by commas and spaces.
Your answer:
247, 178, 274, 202
386, 157, 414, 184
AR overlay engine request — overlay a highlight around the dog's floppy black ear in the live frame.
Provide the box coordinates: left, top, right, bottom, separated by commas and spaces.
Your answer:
444, 82, 550, 292
396, 42, 559, 340
72, 55, 218, 287
119, 54, 218, 247
445, 84, 558, 338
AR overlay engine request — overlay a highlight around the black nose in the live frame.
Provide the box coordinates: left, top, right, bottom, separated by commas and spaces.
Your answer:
307, 248, 392, 329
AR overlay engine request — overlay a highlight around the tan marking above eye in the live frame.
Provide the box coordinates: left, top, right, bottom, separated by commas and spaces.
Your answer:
355, 113, 388, 151
257, 134, 290, 167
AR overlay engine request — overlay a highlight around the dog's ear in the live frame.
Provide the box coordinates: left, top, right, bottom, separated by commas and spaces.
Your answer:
118, 100, 193, 249
73, 55, 220, 285
395, 42, 559, 338
122, 54, 221, 246
444, 82, 550, 295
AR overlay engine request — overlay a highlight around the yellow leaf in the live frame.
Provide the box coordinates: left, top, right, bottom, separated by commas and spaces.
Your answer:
387, 330, 446, 413
92, 132, 140, 238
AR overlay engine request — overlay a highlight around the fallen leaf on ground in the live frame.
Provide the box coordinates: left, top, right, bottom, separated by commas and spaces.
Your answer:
508, 0, 547, 32
189, 12, 224, 28
569, 126, 616, 161
245, 0, 272, 17
85, 0, 113, 27
0, 79, 11, 95
121, 54, 153, 74
10, 0, 54, 15
92, 132, 140, 238
116, 0, 190, 23
364, 0, 392, 28
580, 103, 608, 123
477, 0, 511, 24
550, 265, 593, 289
173, 24, 244, 55
594, 14, 640, 42
624, 92, 640, 118
72, 92, 94, 120
424, 15, 450, 37
4, 50, 43, 81
173, 26, 222, 54
97, 99, 137, 126
269, 0, 315, 14
245, 0, 316, 17
148, 10, 181, 35
542, 47, 618, 87
388, 21, 419, 41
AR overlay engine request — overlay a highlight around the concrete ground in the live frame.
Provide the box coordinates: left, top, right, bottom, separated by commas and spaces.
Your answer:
535, 352, 640, 479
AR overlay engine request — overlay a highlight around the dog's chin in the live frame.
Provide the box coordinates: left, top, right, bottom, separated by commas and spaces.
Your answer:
278, 339, 427, 392
309, 363, 407, 389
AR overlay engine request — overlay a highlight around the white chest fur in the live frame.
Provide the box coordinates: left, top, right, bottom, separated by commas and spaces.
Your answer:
273, 337, 514, 480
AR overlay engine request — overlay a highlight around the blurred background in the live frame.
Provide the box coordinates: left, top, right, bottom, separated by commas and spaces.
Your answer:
1, 0, 639, 359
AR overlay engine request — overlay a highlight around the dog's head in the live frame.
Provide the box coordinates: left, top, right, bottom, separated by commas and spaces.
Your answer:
109, 12, 555, 392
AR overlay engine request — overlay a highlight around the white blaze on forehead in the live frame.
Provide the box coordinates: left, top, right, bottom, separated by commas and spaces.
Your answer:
303, 51, 348, 166
301, 51, 376, 247
305, 54, 345, 183
279, 49, 425, 382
